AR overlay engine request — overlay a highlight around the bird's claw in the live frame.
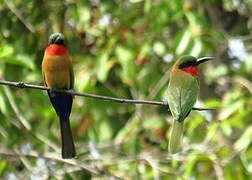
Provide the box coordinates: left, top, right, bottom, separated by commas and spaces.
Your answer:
18, 82, 25, 88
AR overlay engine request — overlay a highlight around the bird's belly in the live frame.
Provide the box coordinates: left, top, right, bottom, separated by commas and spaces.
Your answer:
42, 55, 71, 89
45, 70, 70, 89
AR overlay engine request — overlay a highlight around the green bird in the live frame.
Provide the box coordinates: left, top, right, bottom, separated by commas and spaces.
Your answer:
167, 55, 213, 154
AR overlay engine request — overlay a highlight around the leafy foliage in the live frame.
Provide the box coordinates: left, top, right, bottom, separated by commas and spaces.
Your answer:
0, 0, 252, 179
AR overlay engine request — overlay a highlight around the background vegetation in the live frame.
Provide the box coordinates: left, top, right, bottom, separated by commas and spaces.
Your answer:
0, 0, 252, 179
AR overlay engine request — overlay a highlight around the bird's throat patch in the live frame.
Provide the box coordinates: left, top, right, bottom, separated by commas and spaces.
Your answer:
181, 66, 198, 76
46, 44, 68, 56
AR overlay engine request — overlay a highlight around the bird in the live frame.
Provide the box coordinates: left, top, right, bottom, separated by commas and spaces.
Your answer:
42, 32, 75, 158
167, 55, 213, 154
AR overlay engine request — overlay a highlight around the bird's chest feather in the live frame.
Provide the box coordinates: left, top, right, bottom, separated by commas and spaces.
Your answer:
42, 55, 71, 89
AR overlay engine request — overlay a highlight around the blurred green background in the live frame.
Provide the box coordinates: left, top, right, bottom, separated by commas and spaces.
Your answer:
0, 0, 252, 179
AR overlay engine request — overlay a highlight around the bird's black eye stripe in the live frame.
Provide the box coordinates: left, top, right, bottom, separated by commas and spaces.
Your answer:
50, 38, 65, 46
55, 39, 65, 45
178, 61, 197, 69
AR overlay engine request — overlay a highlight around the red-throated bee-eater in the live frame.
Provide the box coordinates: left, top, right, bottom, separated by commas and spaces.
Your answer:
42, 33, 75, 158
167, 56, 213, 153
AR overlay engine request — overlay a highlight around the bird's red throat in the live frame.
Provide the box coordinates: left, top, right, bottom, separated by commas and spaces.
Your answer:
45, 44, 68, 56
181, 66, 198, 76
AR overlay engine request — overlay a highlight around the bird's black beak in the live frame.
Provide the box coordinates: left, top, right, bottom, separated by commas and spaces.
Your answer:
196, 57, 214, 65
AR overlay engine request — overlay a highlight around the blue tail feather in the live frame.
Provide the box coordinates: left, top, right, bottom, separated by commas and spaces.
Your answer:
47, 90, 73, 121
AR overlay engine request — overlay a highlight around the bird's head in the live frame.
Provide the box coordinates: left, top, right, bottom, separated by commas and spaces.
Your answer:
173, 55, 213, 76
49, 33, 65, 46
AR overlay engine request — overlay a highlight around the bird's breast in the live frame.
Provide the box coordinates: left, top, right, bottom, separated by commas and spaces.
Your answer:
42, 55, 71, 89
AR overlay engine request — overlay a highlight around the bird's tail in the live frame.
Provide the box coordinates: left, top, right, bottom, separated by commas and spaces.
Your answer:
169, 120, 184, 154
59, 116, 76, 158
47, 91, 75, 158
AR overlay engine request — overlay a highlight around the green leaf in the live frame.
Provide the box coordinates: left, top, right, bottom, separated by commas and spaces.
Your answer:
0, 161, 7, 175
144, 0, 152, 13
116, 46, 136, 86
218, 100, 243, 120
190, 39, 202, 57
98, 119, 113, 141
96, 53, 109, 82
187, 116, 204, 134
235, 126, 252, 151
0, 90, 7, 115
221, 121, 232, 136
76, 71, 92, 91
153, 41, 166, 56
175, 30, 192, 55
0, 45, 14, 58
205, 123, 218, 141
4, 55, 35, 69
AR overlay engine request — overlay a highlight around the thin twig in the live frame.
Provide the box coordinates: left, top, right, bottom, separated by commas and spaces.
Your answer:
0, 79, 215, 111
213, 160, 225, 180
4, 0, 35, 33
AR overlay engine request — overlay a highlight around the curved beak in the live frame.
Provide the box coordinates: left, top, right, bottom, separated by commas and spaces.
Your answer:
196, 57, 214, 65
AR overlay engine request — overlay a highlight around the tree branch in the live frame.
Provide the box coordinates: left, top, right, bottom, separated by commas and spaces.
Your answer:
4, 0, 35, 33
0, 79, 215, 111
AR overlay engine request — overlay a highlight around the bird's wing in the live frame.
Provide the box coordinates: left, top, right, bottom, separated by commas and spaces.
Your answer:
42, 70, 48, 87
167, 71, 198, 122
69, 63, 74, 89
179, 78, 198, 119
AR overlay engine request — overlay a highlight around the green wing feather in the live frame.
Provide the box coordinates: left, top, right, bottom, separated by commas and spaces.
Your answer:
167, 71, 198, 122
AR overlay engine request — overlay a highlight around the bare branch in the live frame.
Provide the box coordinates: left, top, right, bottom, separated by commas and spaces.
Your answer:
0, 79, 215, 111
4, 0, 35, 33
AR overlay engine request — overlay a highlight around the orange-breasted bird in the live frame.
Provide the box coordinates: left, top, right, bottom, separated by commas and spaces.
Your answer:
167, 55, 213, 153
42, 33, 75, 158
